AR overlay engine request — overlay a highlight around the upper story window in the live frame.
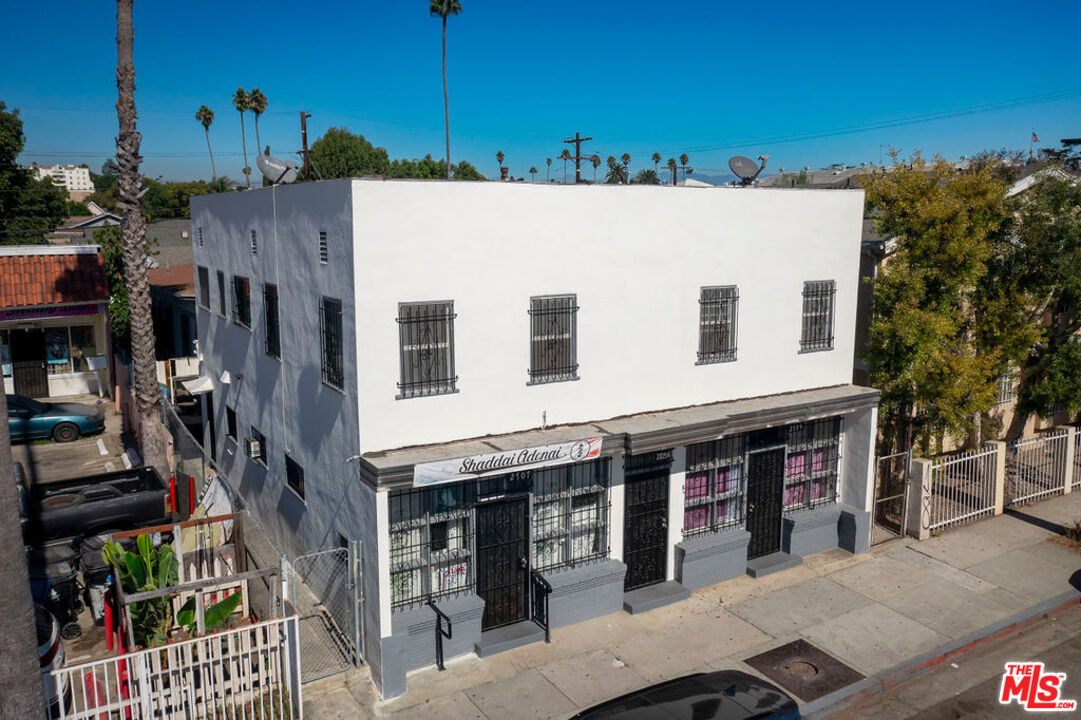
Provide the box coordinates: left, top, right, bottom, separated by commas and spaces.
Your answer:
996, 368, 1018, 405
232, 276, 251, 328
285, 455, 305, 500
264, 283, 280, 360
320, 297, 344, 390
697, 286, 738, 364
800, 280, 836, 352
197, 266, 210, 309
397, 301, 457, 398
528, 295, 578, 384
216, 271, 226, 317
784, 417, 842, 510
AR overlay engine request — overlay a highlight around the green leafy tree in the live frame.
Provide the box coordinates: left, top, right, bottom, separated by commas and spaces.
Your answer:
248, 89, 267, 155
621, 152, 631, 181
65, 200, 90, 216
0, 104, 66, 244
308, 128, 391, 179
633, 168, 659, 185
430, 0, 463, 179
232, 88, 251, 188
605, 155, 628, 184
652, 152, 661, 171
94, 225, 157, 354
195, 105, 216, 180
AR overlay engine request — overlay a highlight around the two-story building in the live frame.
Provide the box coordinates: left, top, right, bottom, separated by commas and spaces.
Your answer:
190, 179, 878, 698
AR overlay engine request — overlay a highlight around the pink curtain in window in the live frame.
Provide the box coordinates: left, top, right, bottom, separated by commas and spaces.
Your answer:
786, 452, 806, 479
785, 483, 806, 507
684, 506, 709, 530
812, 447, 830, 473
685, 470, 710, 500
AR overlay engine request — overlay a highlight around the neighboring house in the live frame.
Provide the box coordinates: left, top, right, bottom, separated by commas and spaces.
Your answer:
0, 245, 111, 398
148, 263, 196, 360
190, 180, 878, 699
148, 218, 194, 269
47, 211, 122, 243
31, 163, 95, 201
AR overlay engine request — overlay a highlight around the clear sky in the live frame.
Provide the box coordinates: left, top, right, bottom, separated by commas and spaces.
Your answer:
4, 0, 1080, 182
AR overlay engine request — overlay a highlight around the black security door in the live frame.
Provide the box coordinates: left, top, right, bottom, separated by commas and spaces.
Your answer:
476, 497, 530, 630
623, 456, 670, 591
11, 329, 48, 398
746, 448, 785, 559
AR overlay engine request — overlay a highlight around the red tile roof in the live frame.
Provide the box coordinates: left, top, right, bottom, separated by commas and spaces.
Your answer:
148, 263, 195, 296
0, 249, 109, 309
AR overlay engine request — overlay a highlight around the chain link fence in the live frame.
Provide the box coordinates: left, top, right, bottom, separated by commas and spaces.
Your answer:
290, 545, 363, 683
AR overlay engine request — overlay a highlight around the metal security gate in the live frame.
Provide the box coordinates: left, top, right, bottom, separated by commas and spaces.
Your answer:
1006, 430, 1069, 506
476, 497, 530, 630
872, 450, 911, 545
291, 542, 363, 683
623, 451, 672, 591
11, 329, 48, 397
929, 445, 997, 531
746, 448, 785, 559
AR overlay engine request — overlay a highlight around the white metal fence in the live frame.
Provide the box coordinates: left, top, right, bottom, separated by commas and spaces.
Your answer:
46, 616, 302, 720
1006, 430, 1070, 506
929, 445, 999, 531
1074, 429, 1081, 490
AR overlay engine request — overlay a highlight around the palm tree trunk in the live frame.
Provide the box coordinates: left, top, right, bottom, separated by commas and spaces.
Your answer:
254, 116, 261, 159
240, 113, 250, 189
116, 0, 167, 474
442, 16, 451, 180
205, 129, 216, 180
0, 390, 45, 719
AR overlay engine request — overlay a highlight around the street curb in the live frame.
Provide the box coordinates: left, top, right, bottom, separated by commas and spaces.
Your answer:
799, 589, 1081, 719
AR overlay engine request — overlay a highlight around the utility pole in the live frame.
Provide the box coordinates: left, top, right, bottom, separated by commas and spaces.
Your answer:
669, 162, 692, 186
562, 131, 593, 184
300, 111, 312, 181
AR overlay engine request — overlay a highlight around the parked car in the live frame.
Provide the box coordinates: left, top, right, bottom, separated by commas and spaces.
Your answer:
36, 604, 70, 715
7, 394, 105, 443
568, 670, 800, 719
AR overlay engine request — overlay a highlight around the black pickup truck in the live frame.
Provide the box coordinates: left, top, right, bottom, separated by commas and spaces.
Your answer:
18, 465, 173, 544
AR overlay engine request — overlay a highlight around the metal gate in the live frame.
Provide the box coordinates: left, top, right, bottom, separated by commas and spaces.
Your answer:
872, 450, 911, 545
291, 542, 363, 683
476, 497, 530, 630
1006, 430, 1069, 506
623, 452, 672, 591
746, 448, 785, 559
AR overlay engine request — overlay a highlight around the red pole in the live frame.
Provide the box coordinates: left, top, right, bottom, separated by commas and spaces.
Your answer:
188, 476, 196, 515
168, 476, 176, 514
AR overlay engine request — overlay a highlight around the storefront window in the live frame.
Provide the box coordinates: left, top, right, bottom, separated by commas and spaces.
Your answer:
389, 485, 473, 608
45, 329, 70, 375
0, 330, 10, 379
531, 459, 610, 571
784, 417, 842, 510
684, 435, 746, 535
69, 325, 96, 372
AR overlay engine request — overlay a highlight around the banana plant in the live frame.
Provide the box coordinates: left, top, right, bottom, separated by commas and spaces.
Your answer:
176, 592, 243, 637
103, 534, 179, 647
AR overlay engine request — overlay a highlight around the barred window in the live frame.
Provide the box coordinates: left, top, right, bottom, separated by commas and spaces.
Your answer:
996, 368, 1017, 405
217, 271, 226, 317
529, 295, 578, 383
197, 266, 210, 309
320, 297, 344, 390
397, 301, 457, 398
800, 280, 835, 352
697, 286, 738, 364
285, 455, 304, 500
389, 485, 473, 608
684, 435, 746, 535
784, 417, 842, 510
264, 284, 280, 359
232, 276, 251, 328
532, 459, 610, 571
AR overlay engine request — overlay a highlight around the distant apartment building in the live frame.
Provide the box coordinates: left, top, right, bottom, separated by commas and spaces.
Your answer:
32, 163, 95, 200
190, 180, 878, 699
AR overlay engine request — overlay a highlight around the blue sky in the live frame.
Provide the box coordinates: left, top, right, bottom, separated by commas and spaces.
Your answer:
4, 0, 1080, 182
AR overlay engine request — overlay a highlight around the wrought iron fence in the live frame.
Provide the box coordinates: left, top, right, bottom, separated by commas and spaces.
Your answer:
929, 445, 998, 531
1006, 430, 1069, 506
46, 616, 302, 720
872, 450, 910, 545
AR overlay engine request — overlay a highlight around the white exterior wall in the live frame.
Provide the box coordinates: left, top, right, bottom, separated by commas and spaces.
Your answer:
351, 181, 864, 453
33, 164, 94, 192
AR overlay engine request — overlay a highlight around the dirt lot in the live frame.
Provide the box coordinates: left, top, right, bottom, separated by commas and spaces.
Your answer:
12, 393, 128, 485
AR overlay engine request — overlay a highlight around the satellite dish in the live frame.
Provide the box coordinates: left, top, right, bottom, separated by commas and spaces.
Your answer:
728, 155, 769, 186
257, 154, 300, 185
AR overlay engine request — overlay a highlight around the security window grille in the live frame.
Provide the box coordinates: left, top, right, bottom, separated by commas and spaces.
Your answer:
784, 417, 842, 510
264, 284, 280, 359
528, 295, 578, 383
800, 280, 836, 352
684, 435, 746, 535
320, 297, 344, 390
285, 455, 304, 500
232, 276, 251, 328
249, 426, 266, 466
250, 229, 257, 255
318, 231, 328, 264
697, 286, 738, 364
225, 406, 237, 441
531, 458, 610, 571
397, 301, 457, 398
389, 485, 474, 608
197, 266, 210, 309
217, 271, 226, 317
996, 369, 1017, 405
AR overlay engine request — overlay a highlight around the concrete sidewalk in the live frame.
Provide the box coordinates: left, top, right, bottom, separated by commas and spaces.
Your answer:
304, 494, 1081, 720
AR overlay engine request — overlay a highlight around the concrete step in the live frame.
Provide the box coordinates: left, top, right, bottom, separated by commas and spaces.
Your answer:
746, 551, 802, 579
622, 581, 691, 614
474, 621, 546, 658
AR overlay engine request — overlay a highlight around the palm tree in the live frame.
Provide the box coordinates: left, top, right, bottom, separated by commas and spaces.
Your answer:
605, 155, 627, 184
248, 88, 268, 155
195, 105, 216, 180
116, 0, 167, 473
591, 154, 601, 183
559, 148, 571, 183
621, 153, 631, 180
430, 0, 464, 180
652, 152, 661, 171
679, 152, 690, 183
667, 157, 677, 185
232, 88, 251, 188
496, 150, 505, 172
546, 157, 552, 181
529, 166, 537, 182
634, 168, 660, 185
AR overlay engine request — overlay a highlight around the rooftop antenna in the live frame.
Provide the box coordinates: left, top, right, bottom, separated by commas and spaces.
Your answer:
729, 154, 769, 186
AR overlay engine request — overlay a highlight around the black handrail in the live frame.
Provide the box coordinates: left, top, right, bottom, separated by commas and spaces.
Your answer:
530, 570, 552, 643
427, 597, 452, 671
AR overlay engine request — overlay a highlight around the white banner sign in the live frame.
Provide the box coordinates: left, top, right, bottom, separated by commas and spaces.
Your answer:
413, 437, 603, 487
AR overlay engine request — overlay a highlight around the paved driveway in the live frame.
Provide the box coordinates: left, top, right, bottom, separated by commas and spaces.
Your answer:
11, 393, 127, 485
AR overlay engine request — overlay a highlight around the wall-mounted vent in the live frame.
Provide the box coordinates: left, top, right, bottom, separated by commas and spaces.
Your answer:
318, 231, 328, 264
198, 227, 204, 247
250, 229, 257, 255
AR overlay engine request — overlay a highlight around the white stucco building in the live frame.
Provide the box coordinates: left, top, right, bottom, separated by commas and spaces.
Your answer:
190, 179, 879, 698
32, 164, 95, 200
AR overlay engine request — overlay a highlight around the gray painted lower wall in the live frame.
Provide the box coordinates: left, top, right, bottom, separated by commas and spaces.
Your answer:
783, 504, 842, 557
542, 559, 627, 629
675, 530, 751, 589
838, 504, 871, 554
388, 593, 486, 683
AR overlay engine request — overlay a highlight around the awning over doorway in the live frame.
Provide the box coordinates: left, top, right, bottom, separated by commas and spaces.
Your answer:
180, 374, 214, 395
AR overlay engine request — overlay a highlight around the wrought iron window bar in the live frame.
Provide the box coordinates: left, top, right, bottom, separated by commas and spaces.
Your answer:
320, 297, 344, 390
697, 286, 738, 364
397, 301, 458, 398
683, 435, 747, 536
528, 295, 579, 384
784, 417, 843, 511
264, 283, 280, 359
800, 280, 835, 352
232, 276, 251, 328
